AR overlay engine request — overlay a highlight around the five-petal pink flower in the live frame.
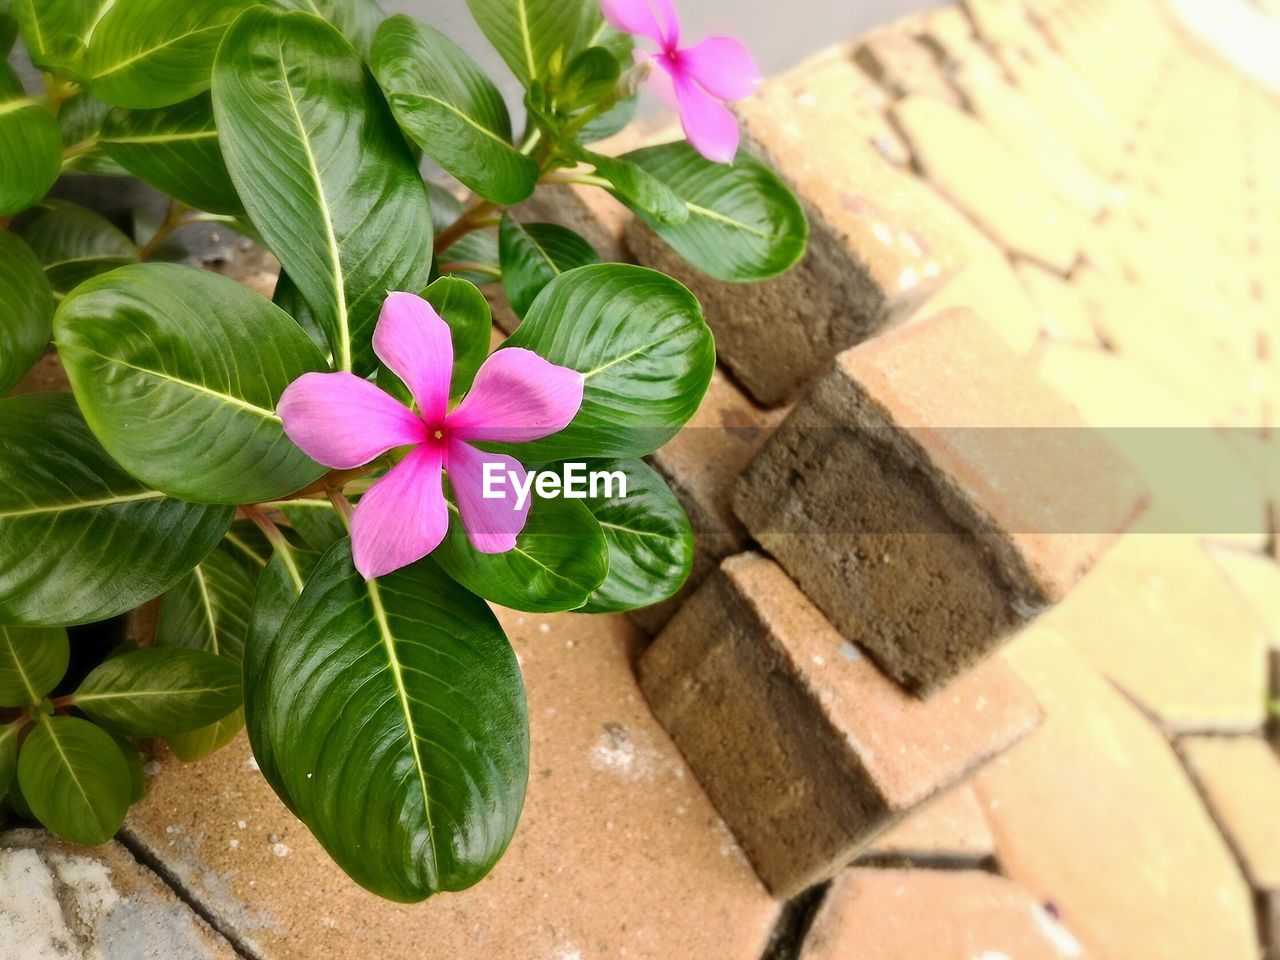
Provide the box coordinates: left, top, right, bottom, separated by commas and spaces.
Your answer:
278, 293, 584, 580
603, 0, 762, 163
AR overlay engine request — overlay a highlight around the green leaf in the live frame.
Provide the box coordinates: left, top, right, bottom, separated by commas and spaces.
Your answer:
102, 95, 243, 215
0, 232, 53, 395
0, 721, 18, 799
221, 520, 275, 574
499, 216, 600, 318
271, 270, 332, 357
13, 0, 112, 74
85, 0, 256, 108
559, 46, 619, 109
58, 93, 127, 175
0, 392, 233, 627
20, 201, 138, 297
465, 0, 600, 88
75, 646, 241, 736
0, 63, 62, 216
156, 543, 257, 663
499, 264, 714, 461
213, 7, 434, 376
425, 276, 492, 399
0, 625, 69, 706
372, 15, 537, 206
435, 494, 608, 612
17, 715, 130, 844
580, 149, 688, 226
577, 459, 692, 612
56, 263, 329, 504
0, 0, 17, 55
113, 735, 147, 801
618, 142, 809, 281
166, 707, 243, 762
264, 0, 384, 58
244, 540, 528, 901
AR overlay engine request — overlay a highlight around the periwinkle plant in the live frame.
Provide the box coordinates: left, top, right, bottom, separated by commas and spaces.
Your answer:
0, 0, 807, 900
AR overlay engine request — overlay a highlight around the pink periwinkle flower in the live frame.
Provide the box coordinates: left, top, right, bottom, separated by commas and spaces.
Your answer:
603, 0, 762, 163
278, 293, 584, 580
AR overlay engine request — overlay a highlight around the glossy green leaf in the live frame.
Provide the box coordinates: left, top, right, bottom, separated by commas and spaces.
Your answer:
0, 393, 233, 626
13, 0, 111, 74
85, 0, 255, 108
560, 46, 619, 110
75, 646, 241, 736
166, 707, 244, 762
577, 459, 693, 612
21, 201, 138, 297
465, 0, 599, 87
221, 520, 275, 575
277, 500, 345, 553
271, 270, 332, 357
0, 625, 69, 706
264, 0, 384, 58
57, 93, 127, 175
0, 0, 17, 55
213, 8, 434, 375
498, 216, 600, 318
499, 264, 714, 461
113, 735, 147, 801
245, 540, 528, 901
619, 142, 809, 281
426, 276, 492, 399
435, 494, 608, 612
581, 149, 688, 226
0, 63, 61, 217
156, 544, 257, 664
56, 263, 329, 504
0, 721, 18, 799
373, 15, 537, 206
0, 232, 53, 395
18, 715, 130, 844
102, 95, 243, 215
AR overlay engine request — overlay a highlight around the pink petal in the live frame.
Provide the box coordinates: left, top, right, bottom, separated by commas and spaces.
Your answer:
445, 348, 583, 444
646, 55, 680, 109
372, 292, 453, 424
351, 444, 448, 579
446, 440, 530, 554
673, 71, 740, 163
680, 36, 761, 101
602, 0, 679, 50
277, 372, 428, 470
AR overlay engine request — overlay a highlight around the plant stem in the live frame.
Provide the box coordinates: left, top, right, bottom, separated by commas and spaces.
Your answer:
137, 199, 193, 261
326, 489, 354, 532
539, 169, 610, 189
434, 198, 498, 255
243, 504, 290, 551
61, 138, 99, 165
437, 260, 502, 279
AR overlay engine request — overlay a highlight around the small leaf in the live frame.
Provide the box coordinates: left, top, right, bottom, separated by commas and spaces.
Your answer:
264, 0, 385, 58
75, 646, 241, 736
21, 201, 138, 297
166, 707, 244, 762
0, 625, 69, 706
465, 0, 600, 88
0, 392, 233, 627
618, 142, 809, 281
0, 721, 18, 799
56, 263, 329, 504
57, 93, 127, 175
577, 459, 693, 612
579, 149, 688, 226
372, 15, 537, 206
280, 500, 347, 553
559, 46, 620, 109
244, 540, 528, 901
85, 0, 256, 108
498, 264, 715, 461
435, 494, 608, 612
18, 716, 131, 844
13, 0, 110, 74
156, 543, 257, 664
213, 7, 434, 375
424, 276, 493, 399
498, 216, 600, 318
0, 63, 62, 216
0, 232, 53, 395
101, 94, 244, 215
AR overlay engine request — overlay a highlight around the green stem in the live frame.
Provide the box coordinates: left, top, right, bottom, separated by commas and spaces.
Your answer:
137, 199, 192, 261
326, 489, 354, 532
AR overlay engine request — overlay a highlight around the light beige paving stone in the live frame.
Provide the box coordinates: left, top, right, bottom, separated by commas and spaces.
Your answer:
0, 828, 238, 960
1180, 736, 1280, 892
1209, 545, 1280, 648
123, 611, 779, 960
974, 628, 1259, 960
861, 784, 995, 865
632, 367, 785, 635
1040, 534, 1269, 733
798, 868, 1089, 960
1015, 260, 1101, 346
734, 309, 1147, 694
639, 552, 1042, 897
854, 28, 963, 106
892, 94, 1082, 273
628, 53, 1029, 406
